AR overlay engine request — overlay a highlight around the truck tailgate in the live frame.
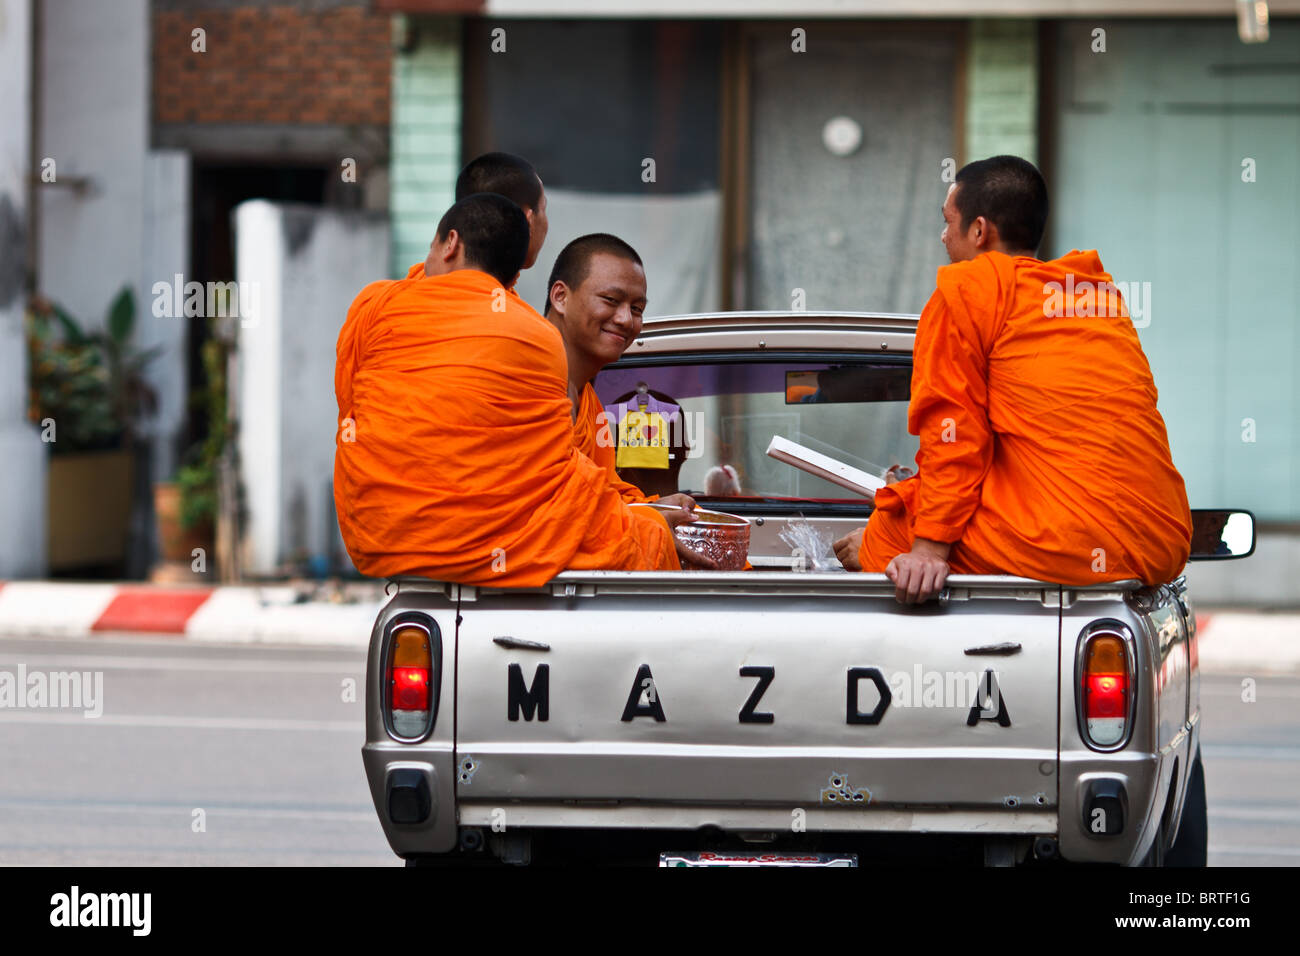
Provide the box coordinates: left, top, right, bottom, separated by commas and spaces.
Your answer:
453, 572, 1061, 814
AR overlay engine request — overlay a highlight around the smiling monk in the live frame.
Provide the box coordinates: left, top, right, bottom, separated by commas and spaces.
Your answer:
833, 156, 1191, 602
335, 196, 680, 586
545, 235, 655, 502
543, 234, 708, 567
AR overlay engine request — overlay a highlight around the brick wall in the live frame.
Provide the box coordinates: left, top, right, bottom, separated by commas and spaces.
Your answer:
965, 19, 1038, 164
153, 3, 392, 126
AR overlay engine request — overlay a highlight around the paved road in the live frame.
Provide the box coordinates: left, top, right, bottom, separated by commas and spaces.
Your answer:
0, 634, 390, 865
1199, 672, 1300, 866
0, 634, 1294, 865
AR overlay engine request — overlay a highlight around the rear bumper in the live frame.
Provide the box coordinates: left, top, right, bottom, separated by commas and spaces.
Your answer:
457, 801, 1058, 834
363, 749, 1168, 866
362, 742, 458, 856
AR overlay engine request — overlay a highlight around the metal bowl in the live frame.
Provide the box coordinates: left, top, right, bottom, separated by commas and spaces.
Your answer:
636, 503, 751, 570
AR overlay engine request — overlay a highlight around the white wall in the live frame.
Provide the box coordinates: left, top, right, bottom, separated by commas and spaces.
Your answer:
235, 200, 390, 576
36, 0, 189, 477
1185, 533, 1300, 607
513, 187, 722, 318
0, 0, 48, 578
140, 150, 190, 483
32, 0, 189, 573
37, 0, 148, 330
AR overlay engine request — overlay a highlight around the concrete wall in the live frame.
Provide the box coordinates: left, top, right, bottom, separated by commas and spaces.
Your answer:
389, 16, 461, 277
1185, 532, 1300, 608
0, 0, 48, 578
1052, 21, 1299, 532
512, 187, 722, 317
36, 0, 148, 331
235, 200, 389, 576
140, 150, 190, 483
29, 0, 191, 577
965, 19, 1038, 163
748, 25, 958, 313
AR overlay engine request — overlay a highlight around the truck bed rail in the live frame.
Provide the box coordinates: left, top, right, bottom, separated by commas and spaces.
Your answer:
387, 571, 1147, 606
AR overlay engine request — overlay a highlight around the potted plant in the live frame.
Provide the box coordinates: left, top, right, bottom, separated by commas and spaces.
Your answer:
154, 337, 225, 573
26, 288, 159, 571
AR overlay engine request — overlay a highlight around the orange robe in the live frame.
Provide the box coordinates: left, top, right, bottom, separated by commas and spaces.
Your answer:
334, 267, 678, 585
860, 250, 1191, 587
573, 383, 656, 504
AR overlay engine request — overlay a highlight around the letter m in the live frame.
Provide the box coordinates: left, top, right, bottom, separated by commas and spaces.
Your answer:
207, 280, 238, 318
51, 671, 80, 706
507, 663, 549, 722
101, 893, 129, 926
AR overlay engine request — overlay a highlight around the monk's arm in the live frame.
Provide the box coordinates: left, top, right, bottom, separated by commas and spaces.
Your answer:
907, 290, 995, 544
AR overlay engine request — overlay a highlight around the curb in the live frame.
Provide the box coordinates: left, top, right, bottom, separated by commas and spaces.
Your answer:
1, 584, 1296, 665
0, 582, 380, 648
1196, 611, 1300, 675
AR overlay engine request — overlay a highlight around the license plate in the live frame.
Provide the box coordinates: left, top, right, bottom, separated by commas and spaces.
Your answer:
659, 851, 857, 867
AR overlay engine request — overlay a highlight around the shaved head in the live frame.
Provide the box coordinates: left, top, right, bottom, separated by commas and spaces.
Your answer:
545, 234, 643, 317
456, 152, 542, 212
953, 155, 1049, 254
456, 152, 548, 269
431, 193, 529, 286
543, 233, 647, 387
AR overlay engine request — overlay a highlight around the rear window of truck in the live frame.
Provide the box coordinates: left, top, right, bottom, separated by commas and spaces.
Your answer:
595, 355, 918, 502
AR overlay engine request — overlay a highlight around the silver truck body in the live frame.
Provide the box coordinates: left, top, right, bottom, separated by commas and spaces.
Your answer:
361, 312, 1205, 866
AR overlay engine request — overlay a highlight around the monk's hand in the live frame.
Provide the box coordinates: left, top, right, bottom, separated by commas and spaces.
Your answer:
658, 498, 721, 570
832, 528, 865, 571
656, 493, 697, 512
885, 538, 951, 604
884, 463, 915, 485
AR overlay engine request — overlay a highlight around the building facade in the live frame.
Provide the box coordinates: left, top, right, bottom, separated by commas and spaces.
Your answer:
4, 0, 1297, 603
385, 1, 1300, 602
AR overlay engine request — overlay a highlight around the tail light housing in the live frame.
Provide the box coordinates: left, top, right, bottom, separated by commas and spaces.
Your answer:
1076, 621, 1136, 751
385, 617, 440, 741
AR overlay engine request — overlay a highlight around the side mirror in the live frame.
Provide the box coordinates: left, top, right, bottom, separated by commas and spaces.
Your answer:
1187, 509, 1255, 560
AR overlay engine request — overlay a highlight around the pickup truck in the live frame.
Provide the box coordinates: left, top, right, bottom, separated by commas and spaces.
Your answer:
360, 310, 1253, 867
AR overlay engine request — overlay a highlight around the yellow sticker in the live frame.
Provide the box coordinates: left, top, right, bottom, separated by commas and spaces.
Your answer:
616, 408, 671, 469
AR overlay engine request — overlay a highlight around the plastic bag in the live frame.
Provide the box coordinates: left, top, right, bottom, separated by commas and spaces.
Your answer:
778, 515, 846, 572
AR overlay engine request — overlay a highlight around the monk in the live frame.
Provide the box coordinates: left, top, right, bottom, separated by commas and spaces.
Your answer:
403, 152, 550, 286
455, 151, 549, 270
334, 193, 684, 586
833, 156, 1191, 602
542, 233, 707, 567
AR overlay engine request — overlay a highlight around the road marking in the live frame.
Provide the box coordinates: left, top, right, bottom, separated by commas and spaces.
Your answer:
1201, 684, 1300, 698
0, 654, 360, 673
0, 713, 358, 732
0, 798, 373, 822
1209, 806, 1300, 822
1202, 744, 1300, 761
1210, 844, 1300, 858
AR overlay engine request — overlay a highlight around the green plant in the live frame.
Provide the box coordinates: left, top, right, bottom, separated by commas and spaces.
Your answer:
176, 458, 217, 531
176, 337, 229, 531
26, 288, 159, 453
100, 288, 161, 441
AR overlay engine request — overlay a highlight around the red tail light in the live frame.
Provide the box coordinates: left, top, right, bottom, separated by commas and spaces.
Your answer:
1078, 624, 1134, 750
391, 666, 429, 711
387, 623, 433, 740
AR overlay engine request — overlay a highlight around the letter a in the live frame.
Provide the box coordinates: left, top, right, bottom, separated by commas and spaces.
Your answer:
621, 664, 666, 721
